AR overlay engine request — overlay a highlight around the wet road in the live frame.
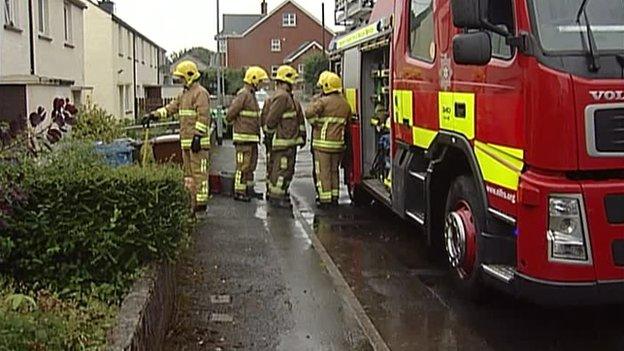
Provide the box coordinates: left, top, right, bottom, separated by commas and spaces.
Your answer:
291, 161, 624, 351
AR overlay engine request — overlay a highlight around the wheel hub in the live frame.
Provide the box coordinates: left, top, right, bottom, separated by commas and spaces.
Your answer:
444, 201, 477, 279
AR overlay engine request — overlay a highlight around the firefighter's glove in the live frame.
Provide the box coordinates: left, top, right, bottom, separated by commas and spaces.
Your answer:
141, 113, 157, 128
191, 135, 202, 153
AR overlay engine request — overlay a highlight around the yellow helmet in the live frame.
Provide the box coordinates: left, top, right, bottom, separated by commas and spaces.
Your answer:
244, 66, 269, 86
173, 60, 201, 86
274, 65, 299, 85
316, 70, 332, 88
322, 72, 343, 94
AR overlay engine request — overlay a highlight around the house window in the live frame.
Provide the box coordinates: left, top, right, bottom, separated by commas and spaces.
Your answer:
409, 0, 434, 62
118, 85, 125, 116
4, 0, 18, 28
298, 64, 305, 75
63, 2, 73, 44
282, 13, 296, 27
37, 0, 49, 35
127, 30, 132, 57
125, 84, 132, 113
118, 25, 123, 55
271, 39, 281, 52
271, 65, 279, 77
141, 40, 145, 64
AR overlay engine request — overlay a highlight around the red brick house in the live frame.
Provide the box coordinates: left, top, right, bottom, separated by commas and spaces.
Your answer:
217, 0, 333, 77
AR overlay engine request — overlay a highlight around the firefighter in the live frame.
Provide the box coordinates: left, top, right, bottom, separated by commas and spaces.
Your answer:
143, 60, 211, 212
309, 71, 332, 203
227, 66, 269, 202
305, 72, 352, 207
264, 65, 303, 208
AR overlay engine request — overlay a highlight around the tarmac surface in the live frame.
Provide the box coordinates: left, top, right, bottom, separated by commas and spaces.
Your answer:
165, 141, 624, 351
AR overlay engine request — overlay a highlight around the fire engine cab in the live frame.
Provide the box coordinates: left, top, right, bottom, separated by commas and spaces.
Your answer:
330, 0, 624, 304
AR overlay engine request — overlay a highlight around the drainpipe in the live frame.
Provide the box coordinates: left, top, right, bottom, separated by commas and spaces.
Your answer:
28, 0, 35, 74
132, 32, 138, 120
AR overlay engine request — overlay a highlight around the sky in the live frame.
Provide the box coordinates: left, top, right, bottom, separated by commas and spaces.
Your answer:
112, 0, 339, 55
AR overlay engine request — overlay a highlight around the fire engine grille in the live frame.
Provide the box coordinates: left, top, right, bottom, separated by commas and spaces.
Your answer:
594, 107, 624, 153
605, 194, 624, 224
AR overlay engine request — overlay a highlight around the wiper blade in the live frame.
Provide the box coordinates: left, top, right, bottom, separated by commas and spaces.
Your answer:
576, 0, 601, 72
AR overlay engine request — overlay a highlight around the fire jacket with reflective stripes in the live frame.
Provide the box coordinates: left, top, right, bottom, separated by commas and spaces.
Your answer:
226, 85, 261, 143
156, 82, 211, 150
264, 87, 306, 150
305, 92, 352, 153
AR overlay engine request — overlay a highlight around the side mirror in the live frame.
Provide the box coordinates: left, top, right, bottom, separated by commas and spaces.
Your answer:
453, 32, 492, 66
450, 0, 487, 29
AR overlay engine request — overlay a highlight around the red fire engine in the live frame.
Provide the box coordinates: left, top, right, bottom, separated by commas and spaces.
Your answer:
330, 0, 624, 304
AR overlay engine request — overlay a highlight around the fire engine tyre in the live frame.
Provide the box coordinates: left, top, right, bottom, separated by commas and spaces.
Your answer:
444, 175, 485, 299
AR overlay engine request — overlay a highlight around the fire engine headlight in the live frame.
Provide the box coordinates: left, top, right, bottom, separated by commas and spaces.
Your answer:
547, 195, 591, 263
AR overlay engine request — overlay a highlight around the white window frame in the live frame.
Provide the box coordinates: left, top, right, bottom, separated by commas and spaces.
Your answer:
4, 0, 18, 28
118, 25, 123, 55
298, 63, 305, 75
127, 30, 132, 58
282, 13, 296, 27
37, 0, 49, 35
141, 39, 145, 64
271, 65, 279, 77
63, 2, 73, 44
271, 39, 281, 52
124, 84, 132, 113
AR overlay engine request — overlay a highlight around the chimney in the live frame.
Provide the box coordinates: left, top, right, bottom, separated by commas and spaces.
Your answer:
99, 0, 115, 14
261, 0, 268, 16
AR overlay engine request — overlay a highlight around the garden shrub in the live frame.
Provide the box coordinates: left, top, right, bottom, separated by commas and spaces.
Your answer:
72, 103, 124, 143
0, 279, 116, 350
0, 143, 194, 303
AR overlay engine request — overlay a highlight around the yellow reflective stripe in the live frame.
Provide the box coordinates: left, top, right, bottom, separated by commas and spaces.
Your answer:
195, 121, 208, 133
474, 141, 524, 191
307, 117, 318, 125
283, 111, 296, 119
299, 125, 307, 132
235, 171, 247, 191
179, 109, 197, 117
318, 117, 347, 125
438, 91, 475, 140
240, 110, 260, 118
412, 126, 438, 149
233, 133, 260, 143
280, 157, 288, 170
156, 107, 168, 118
273, 137, 300, 147
196, 180, 209, 204
393, 90, 413, 126
200, 137, 211, 147
181, 139, 193, 148
263, 126, 276, 134
321, 121, 329, 140
236, 152, 244, 164
331, 189, 339, 197
319, 190, 332, 202
200, 159, 208, 173
313, 140, 345, 149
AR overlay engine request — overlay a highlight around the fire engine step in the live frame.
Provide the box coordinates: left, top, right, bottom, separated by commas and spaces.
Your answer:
405, 210, 425, 225
481, 264, 516, 283
362, 179, 391, 205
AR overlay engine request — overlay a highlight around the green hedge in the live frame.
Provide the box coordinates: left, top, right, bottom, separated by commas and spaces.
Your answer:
0, 143, 193, 303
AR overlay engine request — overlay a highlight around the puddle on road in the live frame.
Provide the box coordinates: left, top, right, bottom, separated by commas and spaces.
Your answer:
311, 204, 624, 351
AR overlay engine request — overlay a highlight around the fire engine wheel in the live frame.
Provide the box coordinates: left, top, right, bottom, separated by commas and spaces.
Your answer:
444, 175, 485, 297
